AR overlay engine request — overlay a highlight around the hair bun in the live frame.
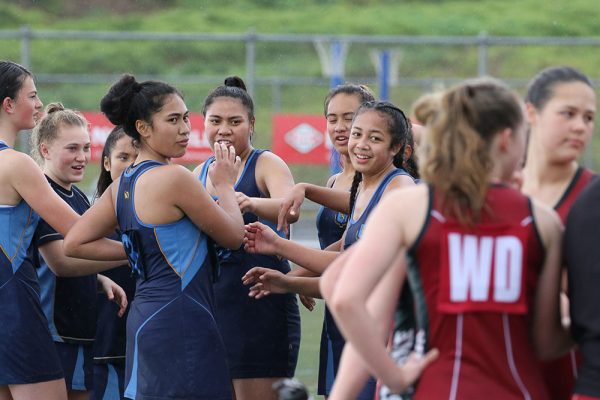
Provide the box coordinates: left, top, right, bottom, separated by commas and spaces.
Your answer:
45, 102, 65, 115
100, 74, 140, 126
224, 76, 247, 91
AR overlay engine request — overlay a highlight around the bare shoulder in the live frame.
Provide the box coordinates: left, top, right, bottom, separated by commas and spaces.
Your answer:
385, 173, 417, 192
3, 150, 44, 182
256, 150, 290, 172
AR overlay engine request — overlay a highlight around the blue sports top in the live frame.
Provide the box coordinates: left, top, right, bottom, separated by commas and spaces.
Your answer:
116, 159, 218, 297
31, 176, 97, 344
343, 168, 411, 250
0, 141, 40, 278
316, 177, 348, 250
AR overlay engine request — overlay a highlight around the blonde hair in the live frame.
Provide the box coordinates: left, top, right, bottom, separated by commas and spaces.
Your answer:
30, 102, 88, 164
420, 78, 523, 224
410, 91, 442, 125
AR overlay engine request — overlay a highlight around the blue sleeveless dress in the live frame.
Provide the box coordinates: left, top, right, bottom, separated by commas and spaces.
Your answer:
315, 178, 348, 396
199, 149, 301, 379
32, 177, 97, 391
342, 168, 412, 400
0, 140, 63, 384
117, 160, 231, 400
92, 230, 136, 400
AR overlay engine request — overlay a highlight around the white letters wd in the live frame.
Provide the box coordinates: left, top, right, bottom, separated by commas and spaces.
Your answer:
448, 233, 523, 303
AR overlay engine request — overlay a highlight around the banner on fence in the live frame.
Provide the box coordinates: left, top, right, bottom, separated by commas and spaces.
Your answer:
271, 114, 329, 165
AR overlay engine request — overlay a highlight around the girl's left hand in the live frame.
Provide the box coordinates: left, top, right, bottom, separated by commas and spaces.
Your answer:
97, 274, 128, 317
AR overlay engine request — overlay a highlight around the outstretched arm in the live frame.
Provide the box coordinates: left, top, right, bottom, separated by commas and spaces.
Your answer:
322, 186, 437, 393
277, 182, 351, 233
244, 221, 341, 274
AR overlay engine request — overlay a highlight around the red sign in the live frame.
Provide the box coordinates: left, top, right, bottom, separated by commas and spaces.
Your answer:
84, 112, 212, 164
272, 114, 330, 165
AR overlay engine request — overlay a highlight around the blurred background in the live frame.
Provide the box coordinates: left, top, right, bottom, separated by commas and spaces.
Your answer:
3, 0, 599, 395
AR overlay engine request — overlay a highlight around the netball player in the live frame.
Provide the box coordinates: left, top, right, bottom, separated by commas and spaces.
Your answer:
91, 126, 138, 400
243, 100, 417, 399
29, 103, 128, 400
0, 61, 125, 400
522, 66, 596, 400
63, 74, 245, 400
194, 76, 300, 400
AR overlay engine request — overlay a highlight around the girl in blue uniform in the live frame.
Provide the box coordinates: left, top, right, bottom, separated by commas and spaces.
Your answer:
194, 76, 301, 400
273, 83, 376, 398
29, 103, 128, 400
63, 74, 245, 400
91, 126, 138, 400
0, 61, 126, 400
243, 100, 417, 399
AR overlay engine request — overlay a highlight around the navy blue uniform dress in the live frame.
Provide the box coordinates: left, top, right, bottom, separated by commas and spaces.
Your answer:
0, 141, 64, 384
92, 232, 135, 400
315, 177, 348, 396
31, 176, 97, 391
199, 149, 301, 379
343, 168, 412, 400
118, 161, 231, 400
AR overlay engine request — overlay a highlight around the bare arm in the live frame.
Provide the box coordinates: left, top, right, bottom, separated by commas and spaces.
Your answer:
39, 240, 127, 277
9, 153, 126, 261
173, 144, 244, 249
242, 267, 322, 298
531, 201, 574, 360
63, 187, 128, 261
252, 152, 298, 224
322, 186, 437, 393
329, 254, 407, 399
244, 221, 341, 274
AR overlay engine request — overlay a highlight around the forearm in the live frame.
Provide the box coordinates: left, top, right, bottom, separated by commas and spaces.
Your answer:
46, 241, 127, 277
275, 238, 339, 274
53, 258, 126, 277
284, 276, 322, 298
214, 183, 245, 246
329, 344, 375, 399
249, 198, 291, 224
330, 300, 401, 387
304, 183, 350, 214
288, 266, 320, 278
62, 237, 127, 263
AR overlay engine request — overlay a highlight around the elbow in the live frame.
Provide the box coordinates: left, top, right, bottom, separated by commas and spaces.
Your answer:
63, 236, 77, 258
222, 230, 245, 250
329, 291, 360, 322
287, 210, 300, 224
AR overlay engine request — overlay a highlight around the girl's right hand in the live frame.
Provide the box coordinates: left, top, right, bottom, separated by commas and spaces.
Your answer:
277, 183, 306, 234
383, 349, 439, 395
209, 143, 240, 189
244, 221, 281, 255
